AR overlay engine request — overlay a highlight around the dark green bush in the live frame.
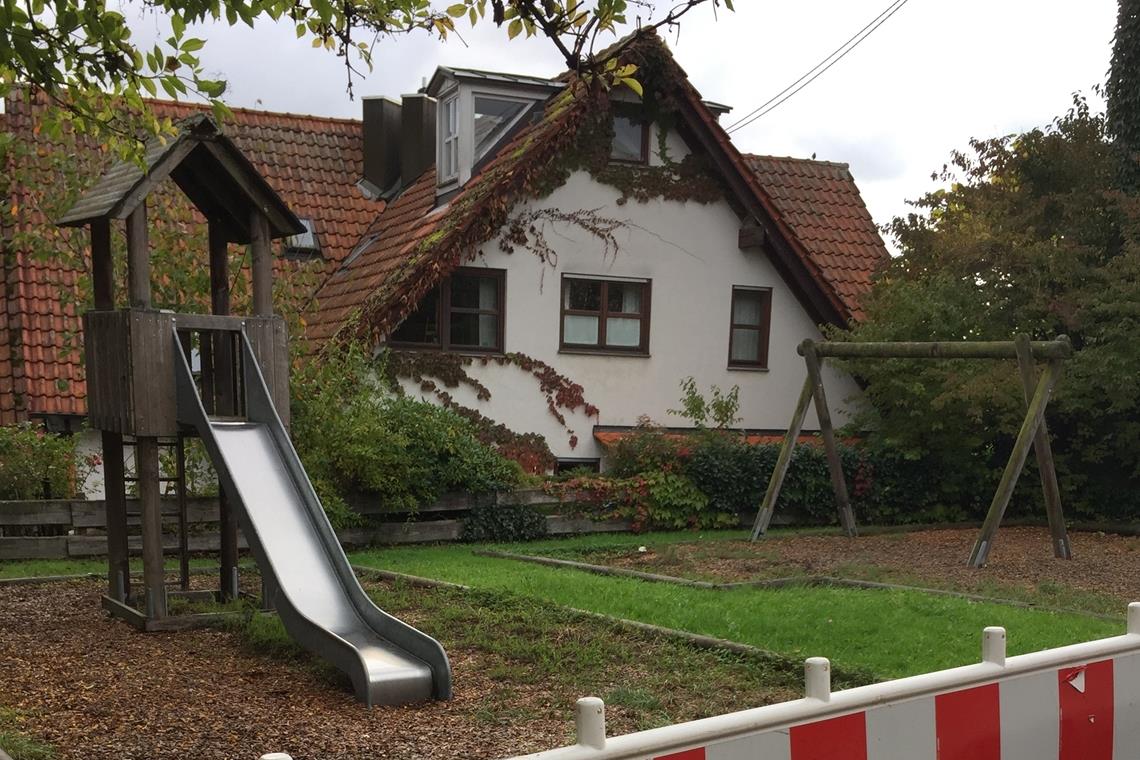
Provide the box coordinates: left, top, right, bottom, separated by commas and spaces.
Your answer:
291, 346, 521, 526
0, 423, 78, 499
462, 503, 548, 542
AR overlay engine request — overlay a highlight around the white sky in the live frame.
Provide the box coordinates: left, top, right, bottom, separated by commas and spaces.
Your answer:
123, 0, 1119, 242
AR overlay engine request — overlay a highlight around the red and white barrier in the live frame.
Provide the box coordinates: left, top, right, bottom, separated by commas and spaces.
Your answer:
503, 603, 1140, 760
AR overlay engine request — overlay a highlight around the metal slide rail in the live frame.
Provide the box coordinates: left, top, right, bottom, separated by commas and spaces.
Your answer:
172, 324, 452, 705
494, 606, 1140, 760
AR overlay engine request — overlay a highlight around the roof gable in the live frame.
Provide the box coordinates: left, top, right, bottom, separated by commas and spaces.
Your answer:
309, 33, 889, 347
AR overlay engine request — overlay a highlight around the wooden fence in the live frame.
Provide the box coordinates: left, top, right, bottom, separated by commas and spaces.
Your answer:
0, 490, 632, 560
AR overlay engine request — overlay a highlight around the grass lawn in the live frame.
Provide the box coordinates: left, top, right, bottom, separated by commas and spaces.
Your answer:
0, 706, 54, 760
0, 555, 250, 580
349, 538, 1123, 679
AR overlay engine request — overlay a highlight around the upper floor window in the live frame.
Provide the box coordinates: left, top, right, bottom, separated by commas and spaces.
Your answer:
728, 286, 772, 368
561, 276, 650, 354
283, 218, 321, 260
439, 94, 460, 183
474, 96, 528, 160
610, 115, 648, 163
390, 268, 505, 352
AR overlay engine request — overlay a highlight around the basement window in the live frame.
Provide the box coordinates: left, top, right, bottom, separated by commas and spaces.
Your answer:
283, 218, 321, 260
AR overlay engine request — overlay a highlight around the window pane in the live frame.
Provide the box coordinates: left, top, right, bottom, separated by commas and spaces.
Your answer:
565, 280, 602, 311
731, 328, 760, 362
607, 283, 642, 314
474, 96, 528, 159
451, 274, 498, 310
611, 116, 645, 162
564, 315, 599, 345
449, 312, 499, 348
733, 290, 764, 325
391, 289, 440, 343
606, 317, 641, 347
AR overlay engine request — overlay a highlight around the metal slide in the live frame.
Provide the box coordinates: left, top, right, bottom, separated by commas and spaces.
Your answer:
172, 328, 452, 706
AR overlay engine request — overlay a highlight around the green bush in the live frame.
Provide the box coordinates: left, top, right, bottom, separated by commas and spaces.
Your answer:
606, 418, 682, 477
462, 503, 548, 542
291, 346, 521, 525
0, 423, 78, 500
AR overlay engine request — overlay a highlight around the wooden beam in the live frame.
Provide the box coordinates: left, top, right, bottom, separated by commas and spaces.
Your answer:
803, 341, 858, 537
102, 431, 130, 601
738, 224, 767, 250
218, 489, 239, 602
751, 375, 814, 540
90, 219, 114, 310
250, 210, 273, 316
1015, 335, 1072, 560
125, 201, 150, 308
809, 338, 1073, 361
209, 221, 230, 315
968, 359, 1063, 567
136, 436, 166, 618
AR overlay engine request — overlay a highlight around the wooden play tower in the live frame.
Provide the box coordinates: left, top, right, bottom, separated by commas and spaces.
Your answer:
58, 114, 303, 623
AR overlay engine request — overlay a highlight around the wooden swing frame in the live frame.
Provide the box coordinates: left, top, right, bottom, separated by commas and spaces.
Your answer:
749, 334, 1074, 568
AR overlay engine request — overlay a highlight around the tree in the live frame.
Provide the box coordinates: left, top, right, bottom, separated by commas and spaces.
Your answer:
1108, 0, 1140, 189
0, 0, 729, 143
840, 97, 1140, 520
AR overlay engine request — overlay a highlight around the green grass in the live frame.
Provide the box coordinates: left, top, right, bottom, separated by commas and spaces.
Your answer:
349, 544, 1123, 679
0, 707, 54, 760
0, 556, 254, 580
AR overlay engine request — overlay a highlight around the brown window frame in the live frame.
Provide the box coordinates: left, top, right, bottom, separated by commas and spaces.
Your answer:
727, 286, 773, 369
559, 276, 651, 355
388, 267, 506, 354
609, 114, 650, 165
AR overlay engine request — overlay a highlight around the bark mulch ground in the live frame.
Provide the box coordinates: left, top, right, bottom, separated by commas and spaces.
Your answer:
0, 581, 566, 760
590, 527, 1140, 610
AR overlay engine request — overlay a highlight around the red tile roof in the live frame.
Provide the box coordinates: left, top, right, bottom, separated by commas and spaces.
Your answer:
743, 155, 888, 321
0, 93, 382, 422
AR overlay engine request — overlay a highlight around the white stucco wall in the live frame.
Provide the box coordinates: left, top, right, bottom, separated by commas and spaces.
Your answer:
396, 131, 861, 465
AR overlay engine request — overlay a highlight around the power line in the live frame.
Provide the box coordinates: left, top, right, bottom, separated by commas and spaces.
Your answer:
725, 0, 914, 135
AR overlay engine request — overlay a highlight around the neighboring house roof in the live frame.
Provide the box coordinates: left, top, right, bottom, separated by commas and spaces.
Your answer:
309, 33, 890, 347
0, 94, 382, 423
743, 155, 888, 322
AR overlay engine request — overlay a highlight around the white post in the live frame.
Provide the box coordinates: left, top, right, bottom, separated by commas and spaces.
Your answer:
1129, 602, 1140, 635
982, 626, 1007, 666
804, 657, 831, 701
576, 697, 606, 750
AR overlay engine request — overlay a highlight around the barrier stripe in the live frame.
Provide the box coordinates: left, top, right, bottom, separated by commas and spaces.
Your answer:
656, 749, 704, 760
934, 684, 1000, 759
1114, 652, 1140, 754
866, 697, 936, 759
705, 731, 790, 760
998, 670, 1058, 760
789, 712, 867, 760
1059, 659, 1114, 760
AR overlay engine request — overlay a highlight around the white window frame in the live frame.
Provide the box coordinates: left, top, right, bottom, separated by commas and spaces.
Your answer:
437, 81, 538, 190
438, 90, 460, 186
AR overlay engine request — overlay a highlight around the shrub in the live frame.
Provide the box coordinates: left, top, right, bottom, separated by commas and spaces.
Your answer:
0, 423, 78, 500
683, 432, 770, 514
291, 346, 521, 524
462, 503, 548, 542
606, 418, 682, 477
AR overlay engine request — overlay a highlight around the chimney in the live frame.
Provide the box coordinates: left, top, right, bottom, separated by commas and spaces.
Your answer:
400, 93, 437, 186
361, 97, 402, 197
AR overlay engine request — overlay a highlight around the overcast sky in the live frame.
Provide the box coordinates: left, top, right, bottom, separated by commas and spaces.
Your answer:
124, 0, 1119, 242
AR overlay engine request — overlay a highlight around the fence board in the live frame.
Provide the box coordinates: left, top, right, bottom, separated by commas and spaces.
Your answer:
0, 502, 74, 526
0, 537, 69, 560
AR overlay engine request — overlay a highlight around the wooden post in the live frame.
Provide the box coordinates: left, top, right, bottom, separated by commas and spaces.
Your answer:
1015, 335, 1072, 560
802, 341, 858, 537
90, 219, 114, 310
969, 359, 1063, 568
103, 432, 130, 601
210, 222, 240, 601
126, 202, 150, 308
136, 436, 166, 618
250, 210, 272, 317
176, 435, 190, 592
751, 376, 814, 539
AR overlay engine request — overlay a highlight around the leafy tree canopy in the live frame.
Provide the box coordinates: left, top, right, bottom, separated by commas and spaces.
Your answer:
840, 97, 1140, 520
0, 0, 728, 144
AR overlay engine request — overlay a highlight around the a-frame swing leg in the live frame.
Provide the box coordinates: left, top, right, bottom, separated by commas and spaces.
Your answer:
1015, 335, 1071, 560
969, 358, 1063, 568
751, 376, 814, 540
803, 342, 858, 537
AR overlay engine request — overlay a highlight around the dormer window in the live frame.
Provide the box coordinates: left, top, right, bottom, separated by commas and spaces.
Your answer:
283, 218, 321, 260
473, 96, 528, 160
440, 94, 460, 183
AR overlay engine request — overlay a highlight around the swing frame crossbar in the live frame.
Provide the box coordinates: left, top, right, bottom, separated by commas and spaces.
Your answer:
749, 334, 1073, 568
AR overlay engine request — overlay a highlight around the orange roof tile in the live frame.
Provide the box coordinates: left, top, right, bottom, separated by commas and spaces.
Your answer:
742, 155, 889, 322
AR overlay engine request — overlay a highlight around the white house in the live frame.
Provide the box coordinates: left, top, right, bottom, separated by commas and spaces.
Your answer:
308, 34, 890, 471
